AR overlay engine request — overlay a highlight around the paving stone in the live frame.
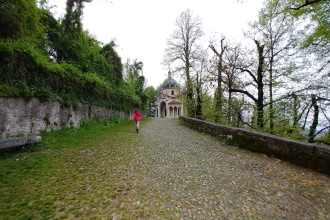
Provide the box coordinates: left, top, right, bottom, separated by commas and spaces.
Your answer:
111, 118, 330, 219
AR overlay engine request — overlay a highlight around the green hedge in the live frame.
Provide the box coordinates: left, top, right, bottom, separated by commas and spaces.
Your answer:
0, 39, 128, 109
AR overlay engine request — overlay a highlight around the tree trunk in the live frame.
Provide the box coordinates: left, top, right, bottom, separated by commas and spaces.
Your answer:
269, 54, 274, 133
292, 93, 299, 127
196, 87, 202, 119
308, 94, 319, 142
194, 70, 203, 119
215, 61, 223, 123
255, 40, 265, 129
209, 40, 226, 123
227, 87, 232, 124
185, 43, 195, 117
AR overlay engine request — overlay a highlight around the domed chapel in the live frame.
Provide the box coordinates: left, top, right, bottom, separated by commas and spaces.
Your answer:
154, 71, 183, 118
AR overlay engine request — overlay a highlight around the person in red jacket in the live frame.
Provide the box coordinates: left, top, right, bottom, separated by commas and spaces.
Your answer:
133, 108, 142, 133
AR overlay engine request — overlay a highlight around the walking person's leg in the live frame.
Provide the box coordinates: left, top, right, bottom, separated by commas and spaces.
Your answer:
136, 121, 140, 133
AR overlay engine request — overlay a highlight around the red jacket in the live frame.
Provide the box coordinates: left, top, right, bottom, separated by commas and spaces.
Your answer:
133, 111, 142, 122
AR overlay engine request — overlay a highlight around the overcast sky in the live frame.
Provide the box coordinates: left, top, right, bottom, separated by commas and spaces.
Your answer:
48, 0, 264, 88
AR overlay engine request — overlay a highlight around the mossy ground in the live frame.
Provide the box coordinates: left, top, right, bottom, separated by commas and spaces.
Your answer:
0, 117, 147, 219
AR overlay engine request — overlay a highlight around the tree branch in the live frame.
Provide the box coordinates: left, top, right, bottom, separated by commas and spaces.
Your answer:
290, 0, 323, 10
229, 88, 258, 103
239, 68, 258, 84
313, 125, 330, 139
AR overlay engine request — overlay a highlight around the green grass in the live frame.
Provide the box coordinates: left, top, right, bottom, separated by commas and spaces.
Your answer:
0, 116, 142, 219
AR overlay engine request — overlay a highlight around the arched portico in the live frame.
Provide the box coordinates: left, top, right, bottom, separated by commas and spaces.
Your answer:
160, 101, 167, 118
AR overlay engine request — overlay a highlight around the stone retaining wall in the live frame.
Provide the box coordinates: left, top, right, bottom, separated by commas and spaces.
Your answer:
180, 116, 330, 175
0, 97, 130, 138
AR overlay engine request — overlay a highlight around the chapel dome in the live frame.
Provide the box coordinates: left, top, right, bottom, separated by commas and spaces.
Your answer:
162, 77, 177, 88
162, 71, 177, 88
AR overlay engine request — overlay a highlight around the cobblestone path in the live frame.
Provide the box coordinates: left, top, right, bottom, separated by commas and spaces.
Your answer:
111, 118, 330, 219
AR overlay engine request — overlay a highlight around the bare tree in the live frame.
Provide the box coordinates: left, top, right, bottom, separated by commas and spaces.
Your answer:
163, 9, 204, 117
208, 37, 252, 127
223, 44, 247, 126
229, 39, 266, 129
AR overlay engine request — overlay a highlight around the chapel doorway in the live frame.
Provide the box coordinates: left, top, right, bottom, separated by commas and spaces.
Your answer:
160, 101, 166, 118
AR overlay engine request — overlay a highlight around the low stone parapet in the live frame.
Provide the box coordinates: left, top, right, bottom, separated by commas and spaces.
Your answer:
0, 136, 42, 150
180, 116, 330, 175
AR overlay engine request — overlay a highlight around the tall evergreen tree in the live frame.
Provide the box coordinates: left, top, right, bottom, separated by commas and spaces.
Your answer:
101, 41, 123, 85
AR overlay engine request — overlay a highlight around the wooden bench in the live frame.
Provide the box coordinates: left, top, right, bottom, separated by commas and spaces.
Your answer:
0, 136, 42, 150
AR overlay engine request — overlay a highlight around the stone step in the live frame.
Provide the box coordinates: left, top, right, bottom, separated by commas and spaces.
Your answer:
0, 136, 42, 150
